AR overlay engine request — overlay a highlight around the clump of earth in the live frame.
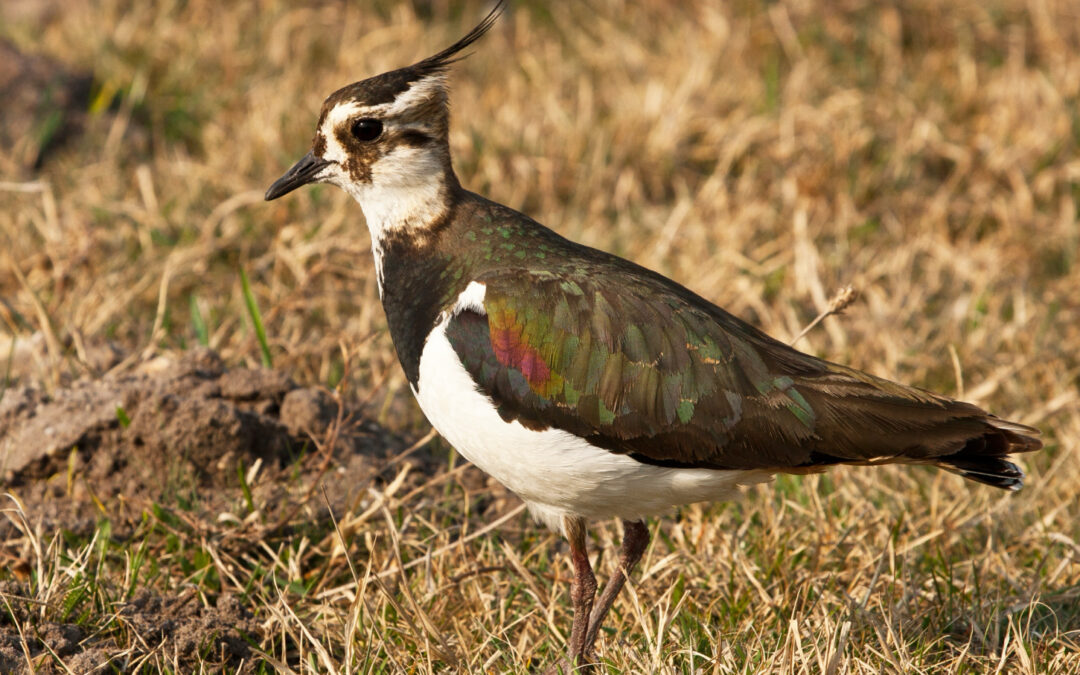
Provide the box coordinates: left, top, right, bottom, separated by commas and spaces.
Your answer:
0, 346, 440, 672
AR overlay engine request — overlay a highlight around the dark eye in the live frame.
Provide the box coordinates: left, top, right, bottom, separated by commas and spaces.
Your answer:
351, 118, 383, 142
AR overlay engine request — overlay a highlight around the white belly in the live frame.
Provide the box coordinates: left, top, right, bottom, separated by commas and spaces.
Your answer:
413, 315, 771, 533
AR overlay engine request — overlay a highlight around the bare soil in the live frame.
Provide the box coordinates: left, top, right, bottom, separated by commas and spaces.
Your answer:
0, 581, 261, 673
0, 347, 432, 672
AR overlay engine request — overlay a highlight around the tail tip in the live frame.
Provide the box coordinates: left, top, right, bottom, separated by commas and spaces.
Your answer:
939, 457, 1026, 491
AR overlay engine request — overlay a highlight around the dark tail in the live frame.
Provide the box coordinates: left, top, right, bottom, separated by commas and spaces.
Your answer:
791, 366, 1044, 490
933, 418, 1042, 491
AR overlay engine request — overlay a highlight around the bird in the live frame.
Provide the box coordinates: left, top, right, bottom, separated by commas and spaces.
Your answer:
265, 3, 1042, 668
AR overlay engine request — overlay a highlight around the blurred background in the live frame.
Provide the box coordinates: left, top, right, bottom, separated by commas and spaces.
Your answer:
1, 0, 1078, 672
3, 0, 1078, 422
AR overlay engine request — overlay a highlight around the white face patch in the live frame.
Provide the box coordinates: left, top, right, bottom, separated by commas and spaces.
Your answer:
369, 143, 444, 189
311, 75, 452, 292
318, 101, 362, 164
384, 74, 447, 116
335, 141, 448, 294
348, 143, 447, 236
316, 74, 445, 167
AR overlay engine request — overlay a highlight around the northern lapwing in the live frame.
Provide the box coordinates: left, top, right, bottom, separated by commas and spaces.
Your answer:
265, 4, 1042, 667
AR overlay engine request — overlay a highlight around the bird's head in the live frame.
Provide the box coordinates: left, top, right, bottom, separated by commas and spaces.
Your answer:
265, 3, 502, 235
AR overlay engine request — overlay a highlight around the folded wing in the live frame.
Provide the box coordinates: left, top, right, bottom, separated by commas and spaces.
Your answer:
443, 267, 1041, 488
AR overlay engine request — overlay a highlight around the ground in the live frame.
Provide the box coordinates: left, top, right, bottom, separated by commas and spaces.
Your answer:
1, 0, 1079, 673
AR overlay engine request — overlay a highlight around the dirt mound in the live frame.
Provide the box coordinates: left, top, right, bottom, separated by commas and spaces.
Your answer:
0, 348, 426, 671
0, 582, 259, 674
1, 347, 339, 494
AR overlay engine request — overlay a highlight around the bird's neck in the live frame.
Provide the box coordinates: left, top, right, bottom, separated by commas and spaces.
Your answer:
343, 151, 461, 293
366, 193, 467, 389
351, 174, 454, 239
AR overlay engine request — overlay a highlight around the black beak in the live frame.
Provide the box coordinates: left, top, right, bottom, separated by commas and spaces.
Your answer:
265, 151, 333, 201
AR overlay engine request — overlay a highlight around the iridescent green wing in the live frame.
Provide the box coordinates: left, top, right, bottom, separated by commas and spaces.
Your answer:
444, 267, 1009, 470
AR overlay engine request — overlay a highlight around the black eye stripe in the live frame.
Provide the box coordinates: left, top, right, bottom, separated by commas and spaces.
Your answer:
351, 118, 383, 142
399, 130, 432, 147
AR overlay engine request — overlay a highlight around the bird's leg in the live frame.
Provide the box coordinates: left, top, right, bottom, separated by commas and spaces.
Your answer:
583, 519, 650, 651
564, 516, 597, 665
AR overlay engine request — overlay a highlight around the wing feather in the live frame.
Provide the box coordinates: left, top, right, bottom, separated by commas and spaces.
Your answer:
442, 267, 1040, 476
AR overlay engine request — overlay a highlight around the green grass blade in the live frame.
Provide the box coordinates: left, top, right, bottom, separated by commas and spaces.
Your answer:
237, 461, 255, 514
0, 334, 14, 406
239, 268, 272, 367
189, 294, 209, 347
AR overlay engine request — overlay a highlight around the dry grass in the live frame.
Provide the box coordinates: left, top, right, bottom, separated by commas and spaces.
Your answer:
2, 0, 1079, 672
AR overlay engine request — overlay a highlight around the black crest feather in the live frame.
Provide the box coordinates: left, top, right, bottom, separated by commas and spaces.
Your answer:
413, 0, 505, 77
324, 1, 504, 109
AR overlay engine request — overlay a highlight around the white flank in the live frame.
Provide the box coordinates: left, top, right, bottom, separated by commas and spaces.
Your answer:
413, 284, 772, 534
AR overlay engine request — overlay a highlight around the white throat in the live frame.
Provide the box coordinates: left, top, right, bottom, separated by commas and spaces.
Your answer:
337, 145, 450, 294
